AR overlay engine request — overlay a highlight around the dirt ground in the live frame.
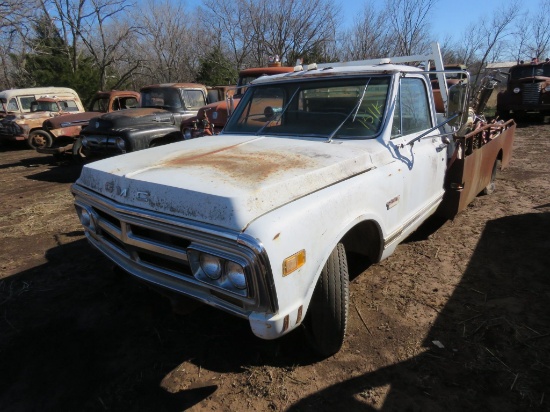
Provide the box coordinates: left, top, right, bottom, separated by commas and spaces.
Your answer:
0, 121, 549, 412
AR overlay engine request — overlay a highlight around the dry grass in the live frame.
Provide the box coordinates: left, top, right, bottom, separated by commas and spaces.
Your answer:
0, 189, 77, 239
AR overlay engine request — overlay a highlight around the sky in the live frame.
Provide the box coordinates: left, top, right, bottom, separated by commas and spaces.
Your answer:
185, 0, 538, 54
341, 0, 534, 42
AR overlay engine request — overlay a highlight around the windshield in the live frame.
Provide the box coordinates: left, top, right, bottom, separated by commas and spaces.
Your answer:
31, 101, 60, 112
235, 75, 260, 96
510, 64, 550, 79
141, 88, 184, 109
224, 76, 391, 139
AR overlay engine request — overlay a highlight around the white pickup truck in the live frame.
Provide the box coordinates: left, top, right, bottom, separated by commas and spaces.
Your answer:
71, 44, 515, 357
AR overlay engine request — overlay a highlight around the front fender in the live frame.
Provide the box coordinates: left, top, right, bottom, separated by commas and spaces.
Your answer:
118, 125, 182, 151
243, 168, 397, 339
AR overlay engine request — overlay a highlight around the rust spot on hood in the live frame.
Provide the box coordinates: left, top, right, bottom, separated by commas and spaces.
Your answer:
164, 144, 312, 182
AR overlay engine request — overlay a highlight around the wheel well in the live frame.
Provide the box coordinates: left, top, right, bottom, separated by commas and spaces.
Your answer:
29, 128, 52, 137
497, 148, 504, 162
340, 220, 382, 264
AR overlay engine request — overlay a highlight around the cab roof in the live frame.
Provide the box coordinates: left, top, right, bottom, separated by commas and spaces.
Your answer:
251, 62, 424, 85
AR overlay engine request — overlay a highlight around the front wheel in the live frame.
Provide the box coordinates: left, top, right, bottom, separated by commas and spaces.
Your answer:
27, 130, 53, 150
304, 242, 349, 357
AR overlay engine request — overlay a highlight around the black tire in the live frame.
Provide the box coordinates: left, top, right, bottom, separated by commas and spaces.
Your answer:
496, 109, 510, 121
305, 242, 349, 357
27, 130, 53, 150
513, 110, 526, 123
482, 158, 501, 195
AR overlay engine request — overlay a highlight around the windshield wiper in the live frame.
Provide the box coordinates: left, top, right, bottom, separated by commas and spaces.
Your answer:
256, 86, 301, 136
326, 80, 371, 143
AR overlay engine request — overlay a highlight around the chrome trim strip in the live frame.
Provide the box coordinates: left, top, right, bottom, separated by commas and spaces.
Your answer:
383, 193, 443, 249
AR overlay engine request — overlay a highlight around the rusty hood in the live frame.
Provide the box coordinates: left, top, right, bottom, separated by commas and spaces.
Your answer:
75, 135, 377, 231
46, 111, 100, 128
84, 108, 174, 132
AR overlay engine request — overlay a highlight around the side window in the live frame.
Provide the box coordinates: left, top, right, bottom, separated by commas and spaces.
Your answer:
120, 96, 138, 109
64, 100, 79, 111
7, 98, 19, 111
182, 90, 206, 110
391, 77, 432, 138
19, 96, 36, 111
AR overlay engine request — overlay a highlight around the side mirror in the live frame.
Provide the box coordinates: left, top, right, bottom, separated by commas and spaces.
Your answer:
446, 82, 469, 127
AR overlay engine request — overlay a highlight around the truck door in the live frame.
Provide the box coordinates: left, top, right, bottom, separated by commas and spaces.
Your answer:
389, 76, 447, 226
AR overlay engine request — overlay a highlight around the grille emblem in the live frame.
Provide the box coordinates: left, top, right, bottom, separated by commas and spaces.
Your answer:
116, 187, 128, 197
137, 191, 150, 202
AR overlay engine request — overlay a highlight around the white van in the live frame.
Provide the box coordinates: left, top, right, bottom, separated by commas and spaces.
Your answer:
0, 87, 84, 116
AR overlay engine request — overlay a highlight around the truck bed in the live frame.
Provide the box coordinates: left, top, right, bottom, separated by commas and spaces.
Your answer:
438, 119, 516, 217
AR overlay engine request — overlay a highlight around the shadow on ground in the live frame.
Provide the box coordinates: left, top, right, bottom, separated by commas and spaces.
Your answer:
288, 210, 550, 411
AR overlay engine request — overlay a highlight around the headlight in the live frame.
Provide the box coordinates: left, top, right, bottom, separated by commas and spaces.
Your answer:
115, 137, 126, 150
226, 261, 247, 289
513, 87, 521, 94
81, 136, 89, 147
183, 128, 192, 139
188, 249, 249, 297
79, 207, 91, 226
545, 86, 550, 92
76, 205, 95, 232
200, 254, 222, 280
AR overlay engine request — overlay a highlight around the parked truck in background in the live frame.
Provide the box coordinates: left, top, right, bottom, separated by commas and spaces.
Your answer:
78, 83, 208, 157
496, 60, 550, 121
0, 88, 84, 149
182, 58, 295, 139
37, 90, 140, 158
0, 87, 82, 119
71, 44, 515, 357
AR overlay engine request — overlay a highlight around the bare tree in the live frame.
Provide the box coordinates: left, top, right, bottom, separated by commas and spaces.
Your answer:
526, 0, 550, 60
385, 0, 438, 56
0, 0, 36, 88
470, 0, 519, 86
244, 0, 339, 66
202, 0, 256, 70
79, 0, 137, 89
130, 0, 198, 84
40, 0, 137, 90
340, 3, 393, 61
441, 22, 485, 66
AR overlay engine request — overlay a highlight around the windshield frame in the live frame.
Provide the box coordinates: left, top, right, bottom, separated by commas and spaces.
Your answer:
223, 75, 393, 140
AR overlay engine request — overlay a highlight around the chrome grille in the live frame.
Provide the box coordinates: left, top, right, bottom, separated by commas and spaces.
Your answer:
83, 135, 119, 149
522, 83, 541, 105
72, 184, 278, 315
92, 205, 193, 278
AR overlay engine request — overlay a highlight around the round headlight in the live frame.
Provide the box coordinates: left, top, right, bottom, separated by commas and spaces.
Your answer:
545, 86, 550, 92
200, 254, 222, 280
79, 208, 91, 227
513, 87, 521, 94
115, 137, 126, 150
81, 136, 89, 147
225, 261, 247, 290
183, 128, 192, 139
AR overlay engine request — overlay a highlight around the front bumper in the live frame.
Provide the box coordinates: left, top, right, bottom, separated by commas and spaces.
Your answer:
0, 122, 28, 141
72, 184, 283, 338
